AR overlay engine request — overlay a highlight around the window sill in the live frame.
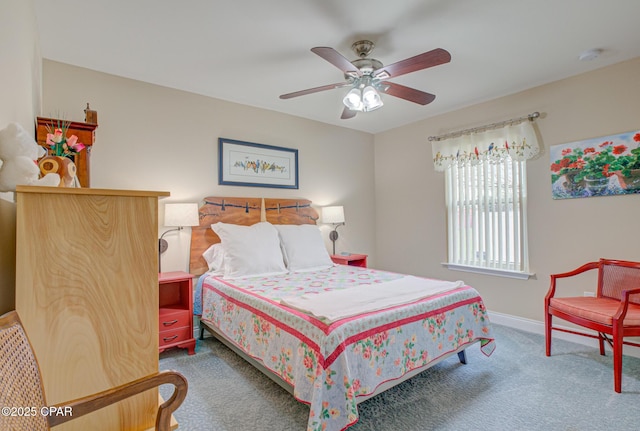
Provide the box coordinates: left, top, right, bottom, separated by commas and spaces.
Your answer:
441, 263, 534, 280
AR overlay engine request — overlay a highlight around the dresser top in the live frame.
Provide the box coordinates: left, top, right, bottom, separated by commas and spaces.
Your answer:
16, 185, 170, 198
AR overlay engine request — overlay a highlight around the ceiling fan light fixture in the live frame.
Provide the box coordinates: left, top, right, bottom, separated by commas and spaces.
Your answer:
343, 87, 363, 110
281, 41, 450, 119
362, 85, 383, 111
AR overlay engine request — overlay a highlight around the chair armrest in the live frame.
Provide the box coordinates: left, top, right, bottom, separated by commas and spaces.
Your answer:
550, 261, 599, 281
47, 370, 187, 430
622, 287, 640, 297
545, 261, 599, 302
613, 287, 640, 322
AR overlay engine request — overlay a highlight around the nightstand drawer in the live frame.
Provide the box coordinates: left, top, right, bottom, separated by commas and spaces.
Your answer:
159, 326, 191, 347
159, 308, 191, 329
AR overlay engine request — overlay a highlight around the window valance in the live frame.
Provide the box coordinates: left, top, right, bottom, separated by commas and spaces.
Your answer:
431, 120, 539, 172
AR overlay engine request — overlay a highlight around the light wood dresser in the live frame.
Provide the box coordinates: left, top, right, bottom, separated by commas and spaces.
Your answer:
15, 186, 170, 431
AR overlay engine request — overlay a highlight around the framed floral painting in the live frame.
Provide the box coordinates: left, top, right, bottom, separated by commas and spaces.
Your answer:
550, 130, 640, 199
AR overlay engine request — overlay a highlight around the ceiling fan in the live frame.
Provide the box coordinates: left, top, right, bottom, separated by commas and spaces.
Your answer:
279, 40, 451, 119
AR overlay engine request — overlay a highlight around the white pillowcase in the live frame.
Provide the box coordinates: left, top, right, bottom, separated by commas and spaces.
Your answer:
275, 224, 334, 272
211, 222, 287, 279
202, 243, 225, 274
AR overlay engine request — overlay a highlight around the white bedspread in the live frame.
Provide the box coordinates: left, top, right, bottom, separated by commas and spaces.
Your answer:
280, 276, 464, 323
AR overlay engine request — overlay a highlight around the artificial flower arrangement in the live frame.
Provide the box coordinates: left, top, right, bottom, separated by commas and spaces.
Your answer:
45, 120, 85, 158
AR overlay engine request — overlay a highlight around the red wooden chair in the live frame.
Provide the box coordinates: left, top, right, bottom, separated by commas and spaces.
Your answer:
544, 258, 640, 392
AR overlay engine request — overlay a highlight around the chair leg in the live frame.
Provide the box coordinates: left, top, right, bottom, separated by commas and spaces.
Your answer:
613, 328, 623, 393
598, 332, 606, 356
544, 312, 552, 356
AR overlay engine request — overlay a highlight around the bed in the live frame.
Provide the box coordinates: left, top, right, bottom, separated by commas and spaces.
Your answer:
191, 196, 495, 431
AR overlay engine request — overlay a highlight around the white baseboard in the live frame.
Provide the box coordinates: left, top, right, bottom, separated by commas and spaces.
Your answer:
488, 310, 640, 359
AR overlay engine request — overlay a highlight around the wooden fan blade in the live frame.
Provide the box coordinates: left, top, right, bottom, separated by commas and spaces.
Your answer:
382, 82, 436, 105
373, 48, 451, 79
280, 82, 350, 99
340, 107, 357, 119
311, 47, 362, 77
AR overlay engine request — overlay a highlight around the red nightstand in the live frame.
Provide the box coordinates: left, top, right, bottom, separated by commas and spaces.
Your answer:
159, 271, 196, 355
330, 253, 368, 268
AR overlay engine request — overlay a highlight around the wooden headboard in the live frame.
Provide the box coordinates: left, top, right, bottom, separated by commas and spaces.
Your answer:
263, 198, 318, 225
189, 197, 319, 275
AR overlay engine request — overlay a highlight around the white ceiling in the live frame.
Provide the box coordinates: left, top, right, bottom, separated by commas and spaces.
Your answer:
33, 0, 640, 134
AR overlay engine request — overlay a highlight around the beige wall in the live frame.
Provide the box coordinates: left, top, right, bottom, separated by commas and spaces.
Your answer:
0, 0, 41, 314
374, 57, 640, 323
41, 60, 376, 272
0, 1, 40, 129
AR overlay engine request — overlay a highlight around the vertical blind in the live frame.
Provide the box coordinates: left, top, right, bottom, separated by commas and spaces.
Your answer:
445, 157, 528, 272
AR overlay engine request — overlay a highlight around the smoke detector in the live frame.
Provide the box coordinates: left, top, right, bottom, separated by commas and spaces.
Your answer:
579, 49, 602, 61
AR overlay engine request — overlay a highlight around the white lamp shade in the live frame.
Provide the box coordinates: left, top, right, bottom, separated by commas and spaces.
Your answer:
362, 85, 383, 111
164, 203, 199, 227
343, 88, 363, 111
322, 206, 345, 224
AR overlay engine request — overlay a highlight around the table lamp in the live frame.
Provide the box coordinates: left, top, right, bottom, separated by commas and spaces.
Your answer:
159, 203, 199, 273
322, 206, 345, 255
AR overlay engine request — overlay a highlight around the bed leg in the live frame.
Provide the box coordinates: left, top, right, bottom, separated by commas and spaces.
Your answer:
457, 350, 467, 364
199, 321, 205, 340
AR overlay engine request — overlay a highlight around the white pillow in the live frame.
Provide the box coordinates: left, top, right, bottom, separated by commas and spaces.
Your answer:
211, 222, 287, 278
202, 243, 225, 274
275, 224, 334, 272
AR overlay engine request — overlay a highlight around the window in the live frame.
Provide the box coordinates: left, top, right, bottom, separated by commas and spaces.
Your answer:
432, 120, 539, 279
445, 156, 529, 277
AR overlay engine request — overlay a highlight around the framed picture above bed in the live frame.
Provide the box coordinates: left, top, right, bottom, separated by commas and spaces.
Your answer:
218, 137, 299, 189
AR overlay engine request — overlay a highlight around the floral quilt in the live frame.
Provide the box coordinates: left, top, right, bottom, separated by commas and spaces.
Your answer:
199, 265, 495, 431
